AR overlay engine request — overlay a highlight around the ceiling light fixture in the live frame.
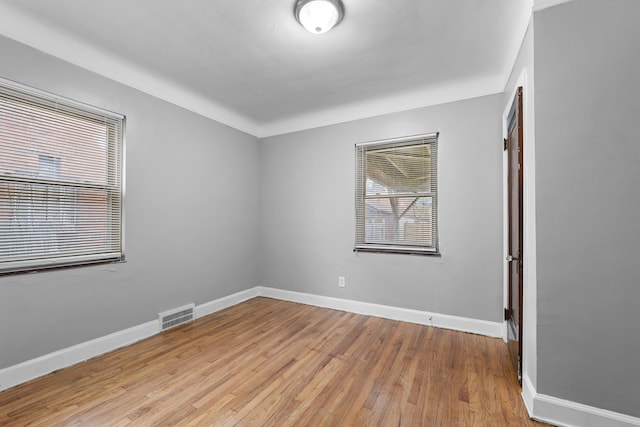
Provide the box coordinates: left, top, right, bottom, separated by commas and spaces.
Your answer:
294, 0, 344, 35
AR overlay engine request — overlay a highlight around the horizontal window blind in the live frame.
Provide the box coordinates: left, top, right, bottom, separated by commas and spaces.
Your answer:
355, 133, 438, 254
0, 78, 124, 273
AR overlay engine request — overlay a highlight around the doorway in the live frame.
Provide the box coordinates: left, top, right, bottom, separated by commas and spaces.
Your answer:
506, 86, 524, 384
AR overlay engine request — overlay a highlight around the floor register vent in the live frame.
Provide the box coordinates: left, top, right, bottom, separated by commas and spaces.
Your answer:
159, 303, 195, 330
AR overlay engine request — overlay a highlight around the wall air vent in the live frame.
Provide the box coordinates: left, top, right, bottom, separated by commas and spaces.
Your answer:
159, 303, 195, 330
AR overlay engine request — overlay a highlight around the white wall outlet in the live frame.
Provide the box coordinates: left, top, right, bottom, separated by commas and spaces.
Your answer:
338, 276, 346, 288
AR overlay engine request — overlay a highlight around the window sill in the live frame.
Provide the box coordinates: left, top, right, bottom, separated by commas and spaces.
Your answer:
354, 245, 440, 256
0, 256, 126, 276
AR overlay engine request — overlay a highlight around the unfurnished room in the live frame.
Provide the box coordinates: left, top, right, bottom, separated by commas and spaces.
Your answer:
0, 0, 638, 426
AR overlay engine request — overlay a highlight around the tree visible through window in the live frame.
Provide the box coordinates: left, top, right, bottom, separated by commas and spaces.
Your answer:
0, 78, 124, 273
355, 133, 439, 254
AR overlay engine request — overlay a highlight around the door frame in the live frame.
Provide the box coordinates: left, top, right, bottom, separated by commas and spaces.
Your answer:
506, 86, 524, 383
502, 68, 537, 397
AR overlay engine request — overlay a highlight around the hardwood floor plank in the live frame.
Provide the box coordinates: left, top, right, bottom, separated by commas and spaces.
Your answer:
0, 297, 550, 426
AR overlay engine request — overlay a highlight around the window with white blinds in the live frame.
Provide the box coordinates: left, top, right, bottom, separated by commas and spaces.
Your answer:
355, 133, 438, 255
0, 78, 125, 274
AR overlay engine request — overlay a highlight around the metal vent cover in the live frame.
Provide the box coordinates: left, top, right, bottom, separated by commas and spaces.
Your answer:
159, 303, 195, 330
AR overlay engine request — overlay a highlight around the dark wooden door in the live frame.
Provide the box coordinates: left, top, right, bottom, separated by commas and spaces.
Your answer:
506, 87, 524, 384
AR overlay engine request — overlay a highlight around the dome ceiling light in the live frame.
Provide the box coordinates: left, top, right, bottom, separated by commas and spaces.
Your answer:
294, 0, 345, 35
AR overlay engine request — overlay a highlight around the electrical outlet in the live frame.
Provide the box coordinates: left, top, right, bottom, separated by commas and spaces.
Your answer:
338, 276, 346, 287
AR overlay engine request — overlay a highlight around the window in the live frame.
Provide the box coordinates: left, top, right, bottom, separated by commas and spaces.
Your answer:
355, 133, 438, 255
0, 78, 125, 273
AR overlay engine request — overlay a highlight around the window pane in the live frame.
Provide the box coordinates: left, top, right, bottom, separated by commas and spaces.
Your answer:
0, 99, 109, 186
366, 144, 432, 194
365, 196, 433, 247
0, 181, 117, 262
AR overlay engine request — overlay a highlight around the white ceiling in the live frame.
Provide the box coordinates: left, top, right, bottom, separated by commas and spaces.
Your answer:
0, 0, 543, 137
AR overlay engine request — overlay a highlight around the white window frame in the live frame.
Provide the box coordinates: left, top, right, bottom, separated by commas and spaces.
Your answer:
355, 133, 439, 255
0, 77, 125, 274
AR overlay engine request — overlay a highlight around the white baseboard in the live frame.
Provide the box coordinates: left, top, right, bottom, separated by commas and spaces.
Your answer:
3, 285, 638, 427
523, 373, 640, 427
0, 287, 259, 392
195, 288, 259, 319
522, 373, 537, 418
0, 320, 158, 392
256, 286, 503, 338
0, 286, 505, 392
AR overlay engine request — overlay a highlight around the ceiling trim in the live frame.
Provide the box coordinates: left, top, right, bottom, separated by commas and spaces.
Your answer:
259, 75, 505, 137
0, 3, 261, 136
533, 0, 574, 12
0, 2, 530, 139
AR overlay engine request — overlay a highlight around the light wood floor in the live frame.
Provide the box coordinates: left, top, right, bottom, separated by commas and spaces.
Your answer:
0, 297, 549, 426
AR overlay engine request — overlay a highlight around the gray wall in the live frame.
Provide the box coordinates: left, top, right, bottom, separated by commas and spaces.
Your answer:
259, 95, 504, 321
535, 0, 640, 416
0, 35, 261, 369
